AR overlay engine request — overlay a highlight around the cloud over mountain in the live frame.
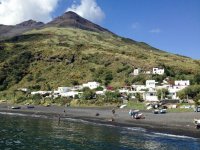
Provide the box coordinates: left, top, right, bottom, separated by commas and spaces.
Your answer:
66, 0, 105, 23
0, 0, 59, 25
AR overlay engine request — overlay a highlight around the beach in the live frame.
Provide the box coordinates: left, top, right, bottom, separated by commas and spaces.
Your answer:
0, 103, 200, 138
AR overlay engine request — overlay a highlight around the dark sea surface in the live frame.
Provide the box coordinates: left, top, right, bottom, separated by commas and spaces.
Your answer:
0, 113, 200, 150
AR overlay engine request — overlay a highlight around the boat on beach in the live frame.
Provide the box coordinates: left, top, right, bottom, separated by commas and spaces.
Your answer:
27, 105, 35, 109
194, 119, 200, 129
11, 106, 21, 109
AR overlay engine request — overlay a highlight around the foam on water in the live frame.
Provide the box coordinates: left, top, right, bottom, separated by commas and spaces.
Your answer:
152, 132, 198, 140
0, 112, 48, 119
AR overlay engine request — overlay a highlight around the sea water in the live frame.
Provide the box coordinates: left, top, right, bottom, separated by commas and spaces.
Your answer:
0, 113, 200, 150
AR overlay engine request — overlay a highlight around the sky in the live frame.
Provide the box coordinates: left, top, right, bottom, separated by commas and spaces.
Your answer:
0, 0, 199, 59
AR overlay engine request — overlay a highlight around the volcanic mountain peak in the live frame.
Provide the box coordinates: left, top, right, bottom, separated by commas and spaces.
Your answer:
47, 11, 112, 33
16, 20, 44, 27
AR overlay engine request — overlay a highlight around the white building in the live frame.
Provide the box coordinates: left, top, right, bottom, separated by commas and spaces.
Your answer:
133, 68, 141, 76
146, 80, 156, 89
57, 87, 71, 93
153, 68, 165, 75
168, 80, 190, 99
31, 91, 52, 95
131, 85, 147, 92
168, 86, 182, 99
60, 91, 82, 98
143, 89, 158, 102
175, 80, 190, 86
82, 82, 100, 89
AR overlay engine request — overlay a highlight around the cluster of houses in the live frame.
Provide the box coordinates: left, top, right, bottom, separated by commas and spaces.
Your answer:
119, 79, 190, 102
29, 82, 101, 99
18, 67, 191, 102
20, 79, 190, 102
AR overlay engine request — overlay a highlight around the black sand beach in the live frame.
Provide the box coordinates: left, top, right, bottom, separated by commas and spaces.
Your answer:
0, 103, 200, 138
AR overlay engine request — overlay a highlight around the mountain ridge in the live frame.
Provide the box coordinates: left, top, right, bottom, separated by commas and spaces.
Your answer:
0, 11, 113, 39
46, 11, 113, 34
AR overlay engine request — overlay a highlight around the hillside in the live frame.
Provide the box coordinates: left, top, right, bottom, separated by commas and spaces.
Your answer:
0, 12, 200, 93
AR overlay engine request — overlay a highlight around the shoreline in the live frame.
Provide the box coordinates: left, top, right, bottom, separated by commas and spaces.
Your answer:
0, 103, 200, 139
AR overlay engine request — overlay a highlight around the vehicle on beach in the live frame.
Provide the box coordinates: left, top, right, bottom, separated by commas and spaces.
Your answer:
194, 106, 200, 112
11, 106, 21, 109
44, 103, 51, 107
194, 119, 200, 129
27, 105, 35, 109
153, 109, 167, 114
129, 109, 145, 119
120, 104, 127, 109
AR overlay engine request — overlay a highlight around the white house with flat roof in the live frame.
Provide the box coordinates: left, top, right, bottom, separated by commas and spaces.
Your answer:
133, 68, 141, 76
153, 68, 165, 75
146, 80, 156, 88
58, 87, 71, 93
168, 80, 190, 99
175, 80, 190, 86
131, 85, 147, 92
143, 88, 159, 102
60, 91, 82, 98
82, 82, 100, 89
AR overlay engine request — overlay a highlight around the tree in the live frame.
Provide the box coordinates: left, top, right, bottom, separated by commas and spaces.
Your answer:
194, 73, 200, 84
135, 93, 143, 102
104, 71, 113, 86
104, 91, 121, 103
178, 85, 200, 105
194, 93, 200, 105
82, 87, 95, 100
95, 86, 104, 91
157, 88, 169, 100
71, 80, 79, 86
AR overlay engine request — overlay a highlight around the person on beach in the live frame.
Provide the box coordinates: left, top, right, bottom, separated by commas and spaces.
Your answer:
112, 108, 115, 115
58, 114, 61, 125
129, 109, 133, 116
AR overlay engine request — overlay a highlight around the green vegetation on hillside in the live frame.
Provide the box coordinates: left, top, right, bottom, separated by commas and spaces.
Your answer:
0, 27, 200, 96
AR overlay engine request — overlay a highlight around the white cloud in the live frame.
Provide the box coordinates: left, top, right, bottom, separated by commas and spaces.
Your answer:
66, 0, 105, 23
149, 28, 161, 34
0, 0, 59, 25
131, 22, 140, 31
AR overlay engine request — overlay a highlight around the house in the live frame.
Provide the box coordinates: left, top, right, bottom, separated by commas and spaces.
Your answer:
31, 91, 52, 96
57, 87, 71, 93
143, 89, 159, 102
133, 68, 141, 76
131, 85, 147, 92
96, 90, 106, 95
60, 91, 82, 98
146, 80, 156, 89
153, 68, 165, 75
175, 80, 190, 86
168, 80, 190, 99
145, 71, 151, 75
82, 82, 100, 89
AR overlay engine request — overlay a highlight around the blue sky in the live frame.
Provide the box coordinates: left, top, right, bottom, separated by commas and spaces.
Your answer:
0, 0, 199, 59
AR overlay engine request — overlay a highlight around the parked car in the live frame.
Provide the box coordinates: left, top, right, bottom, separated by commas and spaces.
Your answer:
194, 106, 200, 112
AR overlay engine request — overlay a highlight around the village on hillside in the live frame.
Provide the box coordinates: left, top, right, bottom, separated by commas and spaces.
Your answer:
16, 67, 198, 110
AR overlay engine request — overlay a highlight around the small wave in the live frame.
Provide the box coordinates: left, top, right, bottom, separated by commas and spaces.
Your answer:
0, 112, 29, 117
153, 132, 198, 140
123, 127, 146, 132
0, 112, 48, 119
63, 117, 116, 128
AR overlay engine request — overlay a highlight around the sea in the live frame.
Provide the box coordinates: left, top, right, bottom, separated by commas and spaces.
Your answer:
0, 112, 200, 150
